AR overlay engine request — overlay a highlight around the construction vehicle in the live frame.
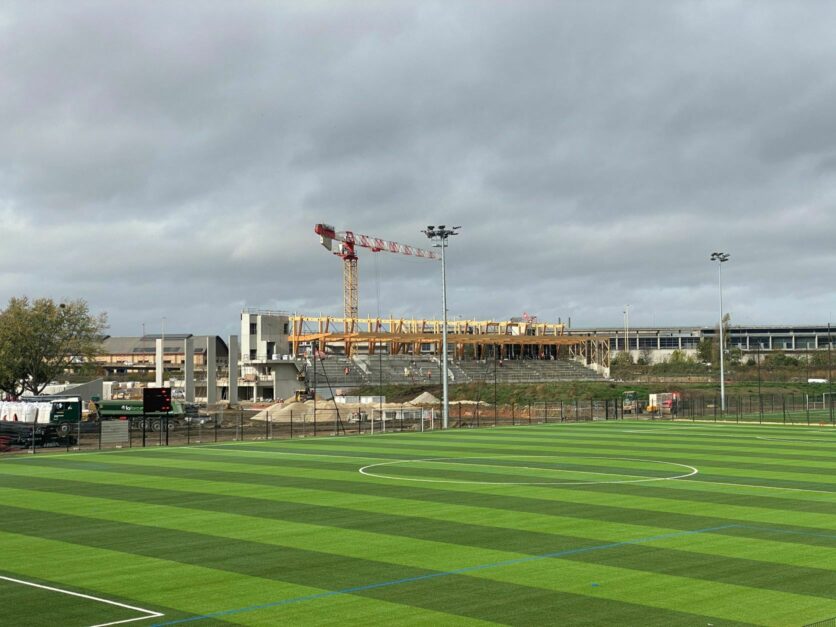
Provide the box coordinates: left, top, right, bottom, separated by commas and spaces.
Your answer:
646, 392, 680, 415
314, 223, 439, 319
622, 391, 641, 414
88, 398, 186, 431
0, 396, 84, 443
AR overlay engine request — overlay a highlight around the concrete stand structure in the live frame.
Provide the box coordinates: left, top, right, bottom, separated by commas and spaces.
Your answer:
228, 335, 239, 404
184, 337, 195, 402
206, 337, 217, 404
155, 339, 164, 387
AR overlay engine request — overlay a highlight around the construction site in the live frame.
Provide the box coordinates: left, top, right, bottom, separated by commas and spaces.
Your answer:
287, 224, 610, 396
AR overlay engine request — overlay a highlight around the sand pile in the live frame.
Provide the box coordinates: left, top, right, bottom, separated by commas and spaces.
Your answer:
410, 391, 440, 405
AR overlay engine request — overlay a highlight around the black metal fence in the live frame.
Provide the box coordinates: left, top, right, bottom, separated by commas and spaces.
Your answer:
1, 393, 832, 456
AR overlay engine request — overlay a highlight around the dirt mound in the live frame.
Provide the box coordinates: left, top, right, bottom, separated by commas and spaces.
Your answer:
410, 391, 440, 405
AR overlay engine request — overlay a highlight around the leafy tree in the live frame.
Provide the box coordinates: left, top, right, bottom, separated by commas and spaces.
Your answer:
0, 297, 107, 396
696, 338, 714, 364
667, 349, 694, 365
610, 352, 634, 368
697, 314, 732, 366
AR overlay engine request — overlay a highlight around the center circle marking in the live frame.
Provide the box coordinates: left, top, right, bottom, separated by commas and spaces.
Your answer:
358, 455, 698, 485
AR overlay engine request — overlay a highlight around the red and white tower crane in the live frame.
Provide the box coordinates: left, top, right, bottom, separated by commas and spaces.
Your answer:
314, 223, 439, 319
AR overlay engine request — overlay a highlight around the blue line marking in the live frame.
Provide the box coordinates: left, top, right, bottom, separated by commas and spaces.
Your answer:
152, 524, 737, 626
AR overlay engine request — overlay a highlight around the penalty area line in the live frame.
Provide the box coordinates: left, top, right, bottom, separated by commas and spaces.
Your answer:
0, 575, 163, 627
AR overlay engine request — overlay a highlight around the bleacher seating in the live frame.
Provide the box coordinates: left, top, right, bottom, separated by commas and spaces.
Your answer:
305, 354, 603, 387
306, 355, 369, 388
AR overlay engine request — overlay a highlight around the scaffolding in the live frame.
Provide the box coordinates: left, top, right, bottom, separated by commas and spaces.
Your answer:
289, 315, 609, 370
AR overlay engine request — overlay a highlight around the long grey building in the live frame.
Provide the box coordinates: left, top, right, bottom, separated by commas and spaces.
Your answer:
568, 324, 835, 363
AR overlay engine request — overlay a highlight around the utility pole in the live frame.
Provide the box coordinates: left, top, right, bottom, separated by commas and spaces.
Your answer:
710, 252, 730, 412
756, 342, 763, 420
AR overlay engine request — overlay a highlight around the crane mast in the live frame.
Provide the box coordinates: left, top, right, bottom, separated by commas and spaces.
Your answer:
314, 223, 438, 320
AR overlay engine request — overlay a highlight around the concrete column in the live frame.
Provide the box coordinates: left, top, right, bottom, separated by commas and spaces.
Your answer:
206, 337, 217, 405
228, 335, 239, 405
184, 337, 195, 403
155, 339, 164, 387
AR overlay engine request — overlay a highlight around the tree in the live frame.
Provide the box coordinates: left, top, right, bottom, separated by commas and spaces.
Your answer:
0, 297, 107, 397
611, 352, 634, 368
696, 338, 714, 364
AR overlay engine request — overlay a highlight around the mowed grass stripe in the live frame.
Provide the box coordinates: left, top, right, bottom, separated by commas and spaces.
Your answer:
2, 421, 834, 625
0, 532, 476, 627
0, 493, 818, 626
354, 433, 836, 476
7, 451, 835, 540
3, 469, 835, 602
176, 447, 836, 502
398, 425, 836, 464
0, 504, 744, 626
6, 472, 836, 580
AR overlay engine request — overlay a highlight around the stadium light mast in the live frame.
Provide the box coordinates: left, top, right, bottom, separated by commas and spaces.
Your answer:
710, 252, 730, 412
422, 225, 460, 429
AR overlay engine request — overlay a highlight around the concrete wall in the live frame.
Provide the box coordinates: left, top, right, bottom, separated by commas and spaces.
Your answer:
272, 362, 302, 401
228, 335, 239, 404
206, 337, 217, 404
184, 337, 195, 402
241, 312, 291, 361
155, 339, 163, 386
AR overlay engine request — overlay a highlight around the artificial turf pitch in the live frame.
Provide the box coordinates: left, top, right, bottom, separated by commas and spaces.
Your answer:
0, 421, 834, 626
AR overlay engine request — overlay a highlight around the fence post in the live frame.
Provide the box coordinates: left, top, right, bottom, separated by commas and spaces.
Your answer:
560, 400, 564, 422
290, 410, 293, 438
782, 396, 786, 424
575, 399, 579, 422
511, 403, 515, 426
528, 402, 532, 425
545, 402, 549, 424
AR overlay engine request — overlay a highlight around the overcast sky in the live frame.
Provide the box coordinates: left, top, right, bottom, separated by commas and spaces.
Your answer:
2, 1, 836, 337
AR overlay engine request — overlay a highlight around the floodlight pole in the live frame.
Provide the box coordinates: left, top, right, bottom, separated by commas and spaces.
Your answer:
828, 322, 833, 424
423, 225, 460, 429
710, 252, 730, 412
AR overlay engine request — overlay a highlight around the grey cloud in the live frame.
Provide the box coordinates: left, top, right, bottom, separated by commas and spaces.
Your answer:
1, 0, 835, 335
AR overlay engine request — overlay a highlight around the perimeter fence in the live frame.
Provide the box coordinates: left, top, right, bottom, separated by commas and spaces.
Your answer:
0, 392, 833, 456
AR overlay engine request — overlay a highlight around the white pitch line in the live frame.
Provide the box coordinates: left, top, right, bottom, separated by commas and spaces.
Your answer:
0, 575, 162, 626
359, 456, 698, 486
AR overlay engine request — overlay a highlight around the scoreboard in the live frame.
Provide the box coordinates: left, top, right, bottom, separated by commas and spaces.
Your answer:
143, 387, 172, 413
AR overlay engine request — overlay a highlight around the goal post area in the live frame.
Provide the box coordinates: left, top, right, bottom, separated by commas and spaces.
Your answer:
0, 575, 162, 627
